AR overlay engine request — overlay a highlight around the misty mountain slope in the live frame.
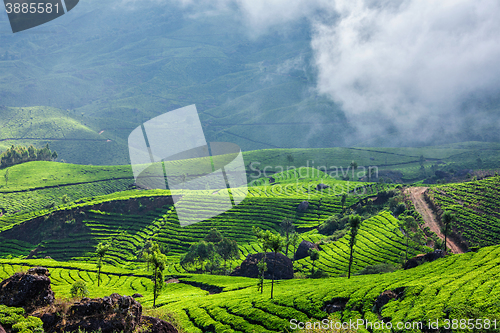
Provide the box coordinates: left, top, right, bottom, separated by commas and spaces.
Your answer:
0, 1, 353, 164
0, 106, 129, 165
1, 1, 500, 165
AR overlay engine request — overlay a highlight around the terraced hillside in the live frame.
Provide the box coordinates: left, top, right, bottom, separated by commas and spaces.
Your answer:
427, 176, 500, 248
1, 245, 499, 333
169, 246, 500, 333
0, 167, 408, 276
292, 212, 423, 276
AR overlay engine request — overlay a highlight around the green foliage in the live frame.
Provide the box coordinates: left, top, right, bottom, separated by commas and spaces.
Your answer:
265, 232, 284, 299
318, 215, 347, 236
0, 244, 499, 332
216, 237, 239, 272
70, 280, 89, 299
279, 218, 295, 257
257, 257, 267, 294
0, 305, 43, 333
0, 144, 57, 168
204, 228, 223, 243
308, 248, 320, 277
145, 242, 168, 308
401, 216, 419, 261
96, 242, 111, 287
180, 241, 216, 273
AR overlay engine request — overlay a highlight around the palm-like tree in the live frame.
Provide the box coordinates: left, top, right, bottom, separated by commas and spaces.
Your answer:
290, 232, 300, 263
264, 233, 284, 299
350, 161, 358, 180
341, 193, 348, 213
280, 218, 295, 257
348, 215, 362, 279
442, 211, 456, 252
308, 248, 320, 277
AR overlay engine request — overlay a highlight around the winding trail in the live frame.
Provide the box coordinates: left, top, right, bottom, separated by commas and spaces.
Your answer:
406, 187, 464, 254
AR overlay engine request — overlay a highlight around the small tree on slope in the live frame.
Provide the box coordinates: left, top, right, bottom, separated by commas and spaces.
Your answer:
348, 215, 362, 279
280, 218, 295, 257
308, 248, 320, 277
442, 211, 456, 252
264, 233, 284, 299
96, 242, 110, 287
146, 242, 168, 308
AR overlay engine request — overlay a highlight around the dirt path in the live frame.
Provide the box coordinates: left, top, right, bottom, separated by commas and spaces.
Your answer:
406, 187, 464, 254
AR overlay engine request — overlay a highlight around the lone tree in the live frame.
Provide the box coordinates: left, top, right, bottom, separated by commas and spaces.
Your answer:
264, 233, 284, 299
402, 216, 418, 261
217, 237, 239, 273
341, 193, 348, 213
70, 280, 89, 299
96, 242, 110, 287
257, 256, 267, 294
350, 161, 358, 179
146, 242, 168, 308
308, 248, 319, 276
442, 211, 456, 252
290, 232, 300, 263
138, 239, 154, 270
280, 218, 295, 257
348, 215, 362, 279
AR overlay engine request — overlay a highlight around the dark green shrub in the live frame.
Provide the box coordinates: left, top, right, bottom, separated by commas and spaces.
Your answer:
70, 280, 89, 298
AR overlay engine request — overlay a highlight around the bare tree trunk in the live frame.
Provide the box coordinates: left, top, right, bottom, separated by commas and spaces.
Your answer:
153, 266, 157, 308
98, 259, 101, 287
348, 247, 354, 279
271, 252, 277, 299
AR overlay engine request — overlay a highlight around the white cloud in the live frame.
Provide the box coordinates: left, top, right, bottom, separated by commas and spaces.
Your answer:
117, 0, 500, 143
312, 0, 500, 142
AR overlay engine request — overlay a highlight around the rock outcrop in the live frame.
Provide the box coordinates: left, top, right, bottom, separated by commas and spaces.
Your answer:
374, 288, 405, 313
404, 250, 445, 269
231, 252, 293, 280
0, 266, 54, 311
297, 201, 309, 211
294, 240, 319, 261
39, 293, 142, 333
0, 267, 178, 333
142, 316, 178, 333
316, 183, 330, 191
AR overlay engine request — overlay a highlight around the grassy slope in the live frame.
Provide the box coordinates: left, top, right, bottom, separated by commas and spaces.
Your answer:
0, 161, 133, 191
0, 161, 135, 215
0, 246, 499, 333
